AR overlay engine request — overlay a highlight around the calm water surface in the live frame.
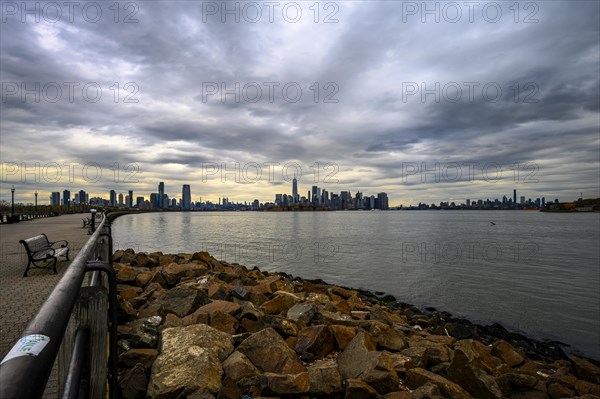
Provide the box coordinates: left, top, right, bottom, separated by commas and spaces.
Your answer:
113, 211, 600, 359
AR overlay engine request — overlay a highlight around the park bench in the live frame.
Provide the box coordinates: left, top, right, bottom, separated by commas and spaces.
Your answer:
19, 234, 69, 277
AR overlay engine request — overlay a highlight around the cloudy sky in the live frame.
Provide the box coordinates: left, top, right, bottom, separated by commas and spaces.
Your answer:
1, 0, 599, 206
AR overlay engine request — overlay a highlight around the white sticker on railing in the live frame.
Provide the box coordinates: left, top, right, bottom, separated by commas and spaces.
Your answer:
0, 334, 50, 365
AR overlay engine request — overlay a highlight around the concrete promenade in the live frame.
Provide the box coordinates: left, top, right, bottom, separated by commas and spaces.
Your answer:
0, 213, 92, 397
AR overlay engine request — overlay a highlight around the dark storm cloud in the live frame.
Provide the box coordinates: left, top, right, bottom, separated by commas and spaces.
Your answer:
1, 0, 598, 204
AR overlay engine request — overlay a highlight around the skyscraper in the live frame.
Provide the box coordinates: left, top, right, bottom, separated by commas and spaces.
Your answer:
128, 190, 133, 208
182, 184, 191, 210
63, 190, 71, 207
292, 178, 298, 203
118, 193, 124, 207
158, 182, 165, 208
513, 189, 517, 209
110, 190, 116, 206
79, 190, 87, 204
377, 192, 389, 210
51, 192, 60, 206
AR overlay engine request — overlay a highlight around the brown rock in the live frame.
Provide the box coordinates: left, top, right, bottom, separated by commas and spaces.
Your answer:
287, 302, 317, 323
162, 262, 208, 285
385, 352, 415, 375
370, 321, 406, 352
132, 252, 153, 268
163, 313, 183, 328
575, 379, 600, 396
135, 271, 155, 287
120, 348, 158, 369
119, 363, 148, 399
406, 368, 472, 399
295, 325, 334, 361
210, 310, 239, 334
307, 359, 343, 396
570, 356, 600, 385
222, 351, 260, 382
237, 327, 305, 374
330, 325, 357, 350
260, 372, 310, 395
401, 346, 428, 368
547, 382, 575, 398
195, 300, 241, 317
495, 373, 547, 397
119, 286, 143, 301
337, 332, 400, 394
147, 324, 233, 398
447, 342, 503, 399
491, 340, 526, 367
382, 392, 411, 399
191, 251, 213, 264
116, 264, 142, 283
118, 296, 137, 318
158, 286, 208, 318
344, 379, 379, 399
410, 383, 445, 399
260, 291, 302, 315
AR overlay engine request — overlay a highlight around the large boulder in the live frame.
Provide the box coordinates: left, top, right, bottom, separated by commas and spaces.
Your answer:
570, 356, 600, 385
260, 372, 310, 395
237, 327, 305, 374
295, 325, 334, 361
158, 286, 208, 318
162, 262, 208, 285
446, 341, 502, 399
307, 359, 343, 396
147, 324, 233, 398
406, 368, 472, 399
344, 379, 379, 399
287, 302, 317, 323
260, 291, 302, 315
337, 332, 400, 394
491, 340, 525, 367
119, 363, 148, 399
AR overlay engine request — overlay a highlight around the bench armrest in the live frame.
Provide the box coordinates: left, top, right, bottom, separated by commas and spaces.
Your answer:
50, 239, 69, 248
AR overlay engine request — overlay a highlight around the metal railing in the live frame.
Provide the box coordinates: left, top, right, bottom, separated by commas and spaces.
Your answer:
0, 212, 118, 399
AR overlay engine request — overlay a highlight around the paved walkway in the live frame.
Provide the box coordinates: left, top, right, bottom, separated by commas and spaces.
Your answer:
0, 214, 92, 398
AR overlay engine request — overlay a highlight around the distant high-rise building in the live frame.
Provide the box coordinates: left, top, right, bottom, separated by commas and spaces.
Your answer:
292, 178, 298, 203
136, 196, 144, 208
158, 182, 165, 208
513, 189, 517, 208
466, 199, 471, 207
110, 190, 116, 206
520, 196, 525, 206
182, 185, 191, 209
377, 192, 389, 210
63, 190, 71, 207
541, 197, 545, 207
312, 186, 319, 204
128, 190, 133, 208
51, 192, 60, 206
150, 193, 159, 208
118, 193, 124, 207
253, 199, 260, 210
79, 190, 87, 204
275, 194, 282, 205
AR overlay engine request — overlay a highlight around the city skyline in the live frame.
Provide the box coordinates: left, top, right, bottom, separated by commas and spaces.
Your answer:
24, 178, 565, 211
1, 2, 598, 207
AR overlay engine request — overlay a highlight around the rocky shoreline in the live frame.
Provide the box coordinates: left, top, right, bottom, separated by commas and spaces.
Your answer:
112, 249, 600, 399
